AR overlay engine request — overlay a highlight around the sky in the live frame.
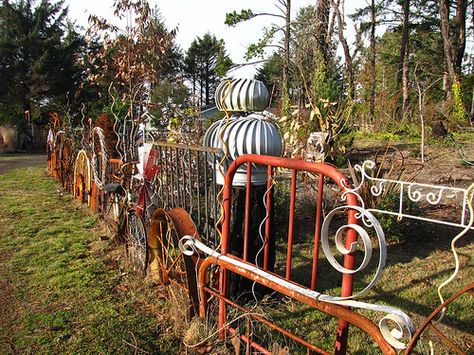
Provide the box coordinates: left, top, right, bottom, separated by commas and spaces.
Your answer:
66, 0, 366, 78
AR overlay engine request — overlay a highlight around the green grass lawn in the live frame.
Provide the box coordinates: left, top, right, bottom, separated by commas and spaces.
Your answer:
0, 159, 180, 353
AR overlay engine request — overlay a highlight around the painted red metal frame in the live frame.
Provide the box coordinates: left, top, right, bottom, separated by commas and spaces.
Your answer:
201, 154, 377, 354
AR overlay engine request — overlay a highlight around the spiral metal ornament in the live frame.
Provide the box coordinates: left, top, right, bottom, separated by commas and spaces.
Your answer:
321, 205, 387, 299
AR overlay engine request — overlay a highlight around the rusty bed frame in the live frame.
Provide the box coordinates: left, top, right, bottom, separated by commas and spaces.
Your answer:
48, 133, 473, 354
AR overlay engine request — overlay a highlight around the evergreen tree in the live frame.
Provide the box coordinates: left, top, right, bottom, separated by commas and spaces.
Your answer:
0, 0, 83, 124
183, 33, 232, 106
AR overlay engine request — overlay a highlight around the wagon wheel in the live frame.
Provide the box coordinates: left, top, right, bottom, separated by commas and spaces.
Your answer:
404, 282, 473, 354
148, 207, 200, 318
374, 145, 405, 178
73, 150, 91, 205
127, 209, 148, 275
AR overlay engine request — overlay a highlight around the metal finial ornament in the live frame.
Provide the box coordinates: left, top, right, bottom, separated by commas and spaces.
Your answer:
215, 78, 270, 112
204, 79, 281, 186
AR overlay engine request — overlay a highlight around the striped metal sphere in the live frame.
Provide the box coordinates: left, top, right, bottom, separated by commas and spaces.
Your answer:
215, 79, 270, 113
203, 112, 282, 186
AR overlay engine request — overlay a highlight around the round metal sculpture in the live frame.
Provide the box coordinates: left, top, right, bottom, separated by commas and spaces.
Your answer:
203, 112, 282, 186
215, 78, 270, 112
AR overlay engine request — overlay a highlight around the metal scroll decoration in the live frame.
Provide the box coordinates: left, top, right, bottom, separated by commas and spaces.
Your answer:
346, 160, 474, 229
91, 127, 109, 189
338, 160, 474, 348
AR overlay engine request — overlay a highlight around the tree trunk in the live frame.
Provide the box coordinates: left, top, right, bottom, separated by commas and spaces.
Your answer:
334, 0, 355, 99
315, 0, 330, 62
400, 0, 410, 117
453, 0, 467, 75
205, 62, 210, 105
470, 88, 474, 126
282, 0, 291, 115
439, 0, 455, 101
369, 0, 377, 122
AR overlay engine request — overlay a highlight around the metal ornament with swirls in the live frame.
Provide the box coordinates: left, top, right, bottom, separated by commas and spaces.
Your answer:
91, 127, 109, 189
320, 205, 387, 300
345, 160, 474, 228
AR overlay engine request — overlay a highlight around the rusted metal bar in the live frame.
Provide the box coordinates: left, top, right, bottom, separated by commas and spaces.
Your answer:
335, 206, 358, 355
311, 173, 324, 290
228, 327, 272, 355
427, 323, 465, 354
286, 169, 297, 280
404, 282, 474, 354
198, 255, 395, 355
219, 159, 232, 337
204, 286, 330, 354
243, 163, 252, 262
263, 165, 273, 271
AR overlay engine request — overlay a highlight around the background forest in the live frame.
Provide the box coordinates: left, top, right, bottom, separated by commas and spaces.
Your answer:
0, 0, 473, 158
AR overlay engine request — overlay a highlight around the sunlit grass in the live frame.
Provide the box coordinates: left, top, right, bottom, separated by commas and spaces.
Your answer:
0, 160, 180, 353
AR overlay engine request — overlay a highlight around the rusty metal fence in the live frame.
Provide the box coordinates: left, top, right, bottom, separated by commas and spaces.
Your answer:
151, 142, 221, 246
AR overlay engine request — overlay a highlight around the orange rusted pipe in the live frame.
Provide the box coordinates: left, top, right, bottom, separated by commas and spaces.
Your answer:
198, 254, 395, 355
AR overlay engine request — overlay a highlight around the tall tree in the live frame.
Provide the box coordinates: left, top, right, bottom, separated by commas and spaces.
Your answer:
255, 51, 283, 105
291, 5, 339, 106
0, 0, 83, 123
183, 33, 232, 106
315, 0, 331, 63
369, 0, 377, 121
332, 0, 361, 99
225, 0, 291, 114
439, 0, 468, 100
400, 0, 410, 117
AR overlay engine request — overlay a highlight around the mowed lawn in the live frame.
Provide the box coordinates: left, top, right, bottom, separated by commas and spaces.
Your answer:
0, 155, 179, 354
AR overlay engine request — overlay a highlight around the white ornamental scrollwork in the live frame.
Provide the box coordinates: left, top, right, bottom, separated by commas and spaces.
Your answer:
320, 205, 386, 299
342, 160, 473, 229
371, 179, 386, 197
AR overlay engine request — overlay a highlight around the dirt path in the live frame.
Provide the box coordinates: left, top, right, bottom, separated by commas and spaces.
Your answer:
0, 153, 46, 175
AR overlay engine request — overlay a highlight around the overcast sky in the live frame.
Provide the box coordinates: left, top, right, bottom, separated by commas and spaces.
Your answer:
65, 0, 366, 77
